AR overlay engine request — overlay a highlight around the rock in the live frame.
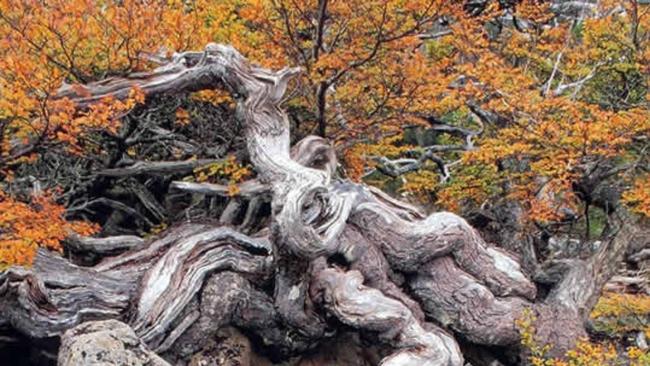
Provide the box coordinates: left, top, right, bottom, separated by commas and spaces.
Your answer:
58, 320, 170, 366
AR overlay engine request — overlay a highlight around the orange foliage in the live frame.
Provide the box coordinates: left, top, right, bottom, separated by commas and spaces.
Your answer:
192, 155, 251, 197
0, 1, 252, 267
174, 107, 191, 127
234, 0, 649, 221
237, 0, 457, 138
622, 175, 650, 217
0, 0, 243, 171
0, 190, 98, 267
518, 304, 650, 366
425, 1, 650, 220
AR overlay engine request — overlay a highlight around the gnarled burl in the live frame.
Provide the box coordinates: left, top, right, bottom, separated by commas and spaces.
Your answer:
0, 44, 636, 365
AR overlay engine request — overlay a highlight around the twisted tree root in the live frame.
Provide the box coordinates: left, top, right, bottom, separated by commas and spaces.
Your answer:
312, 267, 463, 366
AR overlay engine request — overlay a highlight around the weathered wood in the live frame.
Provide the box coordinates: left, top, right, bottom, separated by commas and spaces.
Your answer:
1, 224, 272, 344
171, 180, 268, 198
312, 266, 463, 366
98, 159, 222, 177
629, 248, 650, 263
65, 234, 144, 254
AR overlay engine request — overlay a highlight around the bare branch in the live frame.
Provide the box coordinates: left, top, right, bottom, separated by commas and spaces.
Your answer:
65, 234, 144, 254
98, 159, 222, 177
170, 180, 269, 198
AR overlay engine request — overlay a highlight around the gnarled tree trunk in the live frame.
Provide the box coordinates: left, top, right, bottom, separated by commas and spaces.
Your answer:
0, 44, 638, 365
